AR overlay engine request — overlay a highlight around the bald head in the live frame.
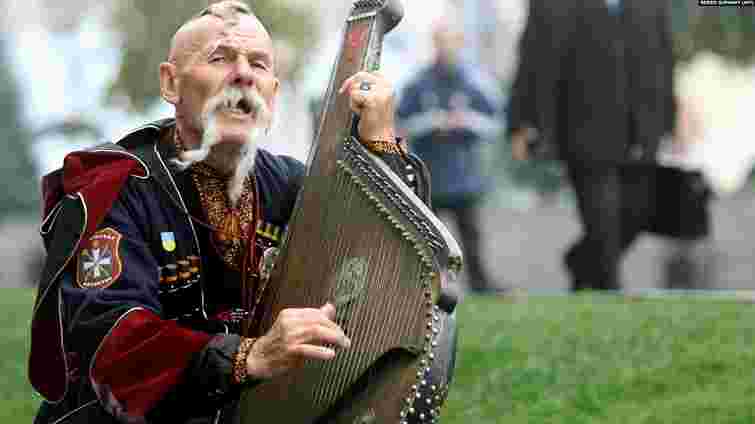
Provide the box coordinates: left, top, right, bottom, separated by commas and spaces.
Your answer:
168, 0, 272, 68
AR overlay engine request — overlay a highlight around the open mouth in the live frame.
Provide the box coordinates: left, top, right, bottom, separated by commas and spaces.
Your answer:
222, 97, 254, 116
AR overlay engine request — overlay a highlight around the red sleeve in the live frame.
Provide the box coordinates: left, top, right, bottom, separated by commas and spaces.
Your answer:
90, 308, 213, 422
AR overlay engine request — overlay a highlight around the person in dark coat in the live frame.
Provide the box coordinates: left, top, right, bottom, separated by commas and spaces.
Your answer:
507, 0, 678, 291
397, 19, 502, 293
27, 2, 455, 423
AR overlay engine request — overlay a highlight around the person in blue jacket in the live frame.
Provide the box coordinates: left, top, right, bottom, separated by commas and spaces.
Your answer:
28, 2, 454, 423
397, 18, 502, 293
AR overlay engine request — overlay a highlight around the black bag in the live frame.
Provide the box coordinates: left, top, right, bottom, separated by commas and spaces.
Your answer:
647, 166, 711, 240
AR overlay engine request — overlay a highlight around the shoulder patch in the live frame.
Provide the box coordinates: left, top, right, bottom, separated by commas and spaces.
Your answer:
76, 228, 124, 289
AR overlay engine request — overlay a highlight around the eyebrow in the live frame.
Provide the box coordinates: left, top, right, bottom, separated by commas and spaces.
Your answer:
207, 43, 273, 64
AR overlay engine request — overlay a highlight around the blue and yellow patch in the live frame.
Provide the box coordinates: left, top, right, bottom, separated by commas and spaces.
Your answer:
161, 232, 177, 252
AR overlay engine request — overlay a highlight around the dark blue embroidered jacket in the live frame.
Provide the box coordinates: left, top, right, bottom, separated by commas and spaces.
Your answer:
29, 119, 440, 424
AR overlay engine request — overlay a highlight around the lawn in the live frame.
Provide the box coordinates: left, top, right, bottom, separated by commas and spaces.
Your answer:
3, 289, 755, 423
0, 289, 40, 422
445, 294, 755, 424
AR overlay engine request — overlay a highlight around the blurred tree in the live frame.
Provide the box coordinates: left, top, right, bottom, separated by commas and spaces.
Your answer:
672, 1, 755, 65
109, 0, 318, 112
0, 38, 40, 217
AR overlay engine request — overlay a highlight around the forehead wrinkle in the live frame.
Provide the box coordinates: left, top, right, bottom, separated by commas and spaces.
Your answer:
169, 14, 272, 67
210, 36, 272, 57
169, 18, 220, 66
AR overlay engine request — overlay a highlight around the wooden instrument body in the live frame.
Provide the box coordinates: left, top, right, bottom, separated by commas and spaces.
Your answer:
238, 1, 463, 422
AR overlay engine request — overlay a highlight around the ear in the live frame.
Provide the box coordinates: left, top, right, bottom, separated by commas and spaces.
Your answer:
268, 77, 280, 111
159, 62, 180, 105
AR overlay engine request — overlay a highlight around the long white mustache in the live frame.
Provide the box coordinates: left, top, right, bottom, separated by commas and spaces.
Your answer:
172, 86, 270, 206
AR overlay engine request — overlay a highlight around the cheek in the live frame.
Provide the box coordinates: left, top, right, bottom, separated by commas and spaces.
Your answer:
177, 85, 209, 116
180, 71, 220, 102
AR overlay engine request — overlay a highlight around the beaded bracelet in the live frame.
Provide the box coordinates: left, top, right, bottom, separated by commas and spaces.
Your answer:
362, 138, 408, 155
233, 337, 258, 385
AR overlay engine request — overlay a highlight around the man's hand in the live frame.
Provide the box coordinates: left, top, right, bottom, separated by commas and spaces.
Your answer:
339, 71, 397, 141
672, 97, 704, 155
511, 127, 536, 161
246, 303, 350, 380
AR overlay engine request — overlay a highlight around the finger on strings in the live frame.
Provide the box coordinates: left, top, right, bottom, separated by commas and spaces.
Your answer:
320, 303, 336, 319
308, 324, 350, 349
294, 344, 337, 361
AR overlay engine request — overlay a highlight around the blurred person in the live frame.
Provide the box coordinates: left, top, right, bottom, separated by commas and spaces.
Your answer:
508, 0, 679, 291
397, 17, 503, 293
27, 2, 452, 423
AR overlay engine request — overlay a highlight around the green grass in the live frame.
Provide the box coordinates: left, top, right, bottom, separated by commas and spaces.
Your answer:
0, 289, 40, 421
3, 290, 755, 423
446, 294, 755, 424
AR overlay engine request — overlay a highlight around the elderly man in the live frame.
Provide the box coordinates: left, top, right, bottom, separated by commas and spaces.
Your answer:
28, 2, 436, 423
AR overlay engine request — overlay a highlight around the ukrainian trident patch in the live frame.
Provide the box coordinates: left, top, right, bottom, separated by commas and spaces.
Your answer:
76, 228, 123, 289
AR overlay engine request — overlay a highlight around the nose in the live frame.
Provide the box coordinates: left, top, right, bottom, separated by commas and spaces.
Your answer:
230, 57, 255, 87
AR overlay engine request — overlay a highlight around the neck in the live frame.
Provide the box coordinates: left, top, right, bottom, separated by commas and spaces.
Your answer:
174, 115, 203, 151
205, 144, 246, 177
